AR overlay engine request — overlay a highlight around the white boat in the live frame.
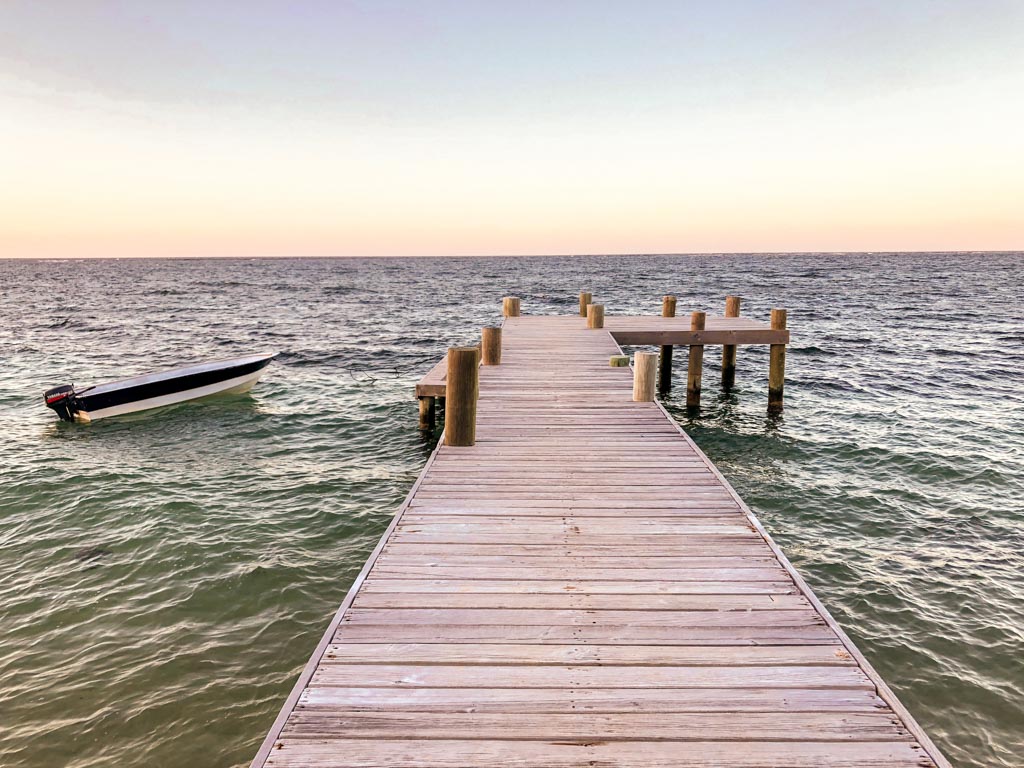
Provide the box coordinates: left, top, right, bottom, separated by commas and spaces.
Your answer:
44, 352, 276, 422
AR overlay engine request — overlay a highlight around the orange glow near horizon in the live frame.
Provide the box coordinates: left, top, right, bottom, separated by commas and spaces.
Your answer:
1, 4, 1022, 258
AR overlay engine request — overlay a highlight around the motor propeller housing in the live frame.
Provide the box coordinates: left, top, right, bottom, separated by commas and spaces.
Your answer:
44, 385, 79, 422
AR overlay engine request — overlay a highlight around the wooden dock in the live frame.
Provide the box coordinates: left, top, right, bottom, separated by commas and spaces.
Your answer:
252, 310, 949, 767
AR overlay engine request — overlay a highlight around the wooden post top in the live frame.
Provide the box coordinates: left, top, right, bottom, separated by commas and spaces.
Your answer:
481, 326, 502, 366
578, 291, 593, 318
662, 295, 677, 318
632, 351, 658, 402
444, 346, 480, 447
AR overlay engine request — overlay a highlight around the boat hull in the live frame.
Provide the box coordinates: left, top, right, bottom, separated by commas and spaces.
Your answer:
48, 353, 275, 423
74, 367, 269, 421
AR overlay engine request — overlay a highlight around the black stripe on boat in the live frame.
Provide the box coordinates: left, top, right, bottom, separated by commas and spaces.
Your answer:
44, 353, 275, 422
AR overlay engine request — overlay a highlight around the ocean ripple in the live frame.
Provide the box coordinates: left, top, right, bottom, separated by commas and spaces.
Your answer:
1, 252, 1022, 767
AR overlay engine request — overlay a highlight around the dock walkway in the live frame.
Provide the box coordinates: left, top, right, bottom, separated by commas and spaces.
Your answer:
253, 314, 948, 767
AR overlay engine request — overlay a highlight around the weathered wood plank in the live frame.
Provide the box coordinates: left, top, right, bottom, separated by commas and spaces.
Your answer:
366, 566, 788, 581
298, 686, 886, 713
333, 623, 841, 645
380, 543, 773, 556
405, 503, 743, 514
358, 578, 797, 594
373, 554, 779, 568
341, 607, 823, 627
263, 740, 933, 768
282, 711, 908, 741
351, 592, 807, 610
322, 643, 854, 666
309, 664, 874, 689
389, 535, 773, 549
399, 507, 743, 517
395, 523, 757, 537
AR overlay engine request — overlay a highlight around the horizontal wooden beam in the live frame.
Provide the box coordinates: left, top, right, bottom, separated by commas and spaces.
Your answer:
416, 382, 447, 397
416, 326, 790, 397
415, 357, 449, 397
610, 329, 790, 346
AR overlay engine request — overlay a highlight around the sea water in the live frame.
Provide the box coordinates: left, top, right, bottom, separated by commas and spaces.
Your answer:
0, 253, 1021, 767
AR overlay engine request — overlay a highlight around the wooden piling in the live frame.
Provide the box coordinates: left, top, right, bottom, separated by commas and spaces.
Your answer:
768, 308, 787, 413
687, 310, 706, 408
579, 291, 592, 317
481, 327, 502, 366
609, 355, 630, 367
444, 346, 480, 446
658, 295, 677, 393
632, 351, 658, 402
417, 396, 435, 431
722, 295, 741, 389
587, 304, 605, 329
502, 297, 521, 317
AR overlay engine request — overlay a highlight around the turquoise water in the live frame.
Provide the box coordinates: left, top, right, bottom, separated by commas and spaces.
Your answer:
0, 254, 1021, 767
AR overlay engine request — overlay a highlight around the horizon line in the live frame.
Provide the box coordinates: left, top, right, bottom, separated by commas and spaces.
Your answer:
2, 249, 1021, 262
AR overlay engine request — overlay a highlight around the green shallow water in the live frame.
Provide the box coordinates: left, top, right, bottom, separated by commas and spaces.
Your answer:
0, 254, 1022, 767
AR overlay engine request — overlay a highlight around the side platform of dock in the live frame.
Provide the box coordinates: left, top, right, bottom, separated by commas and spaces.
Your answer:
251, 312, 949, 768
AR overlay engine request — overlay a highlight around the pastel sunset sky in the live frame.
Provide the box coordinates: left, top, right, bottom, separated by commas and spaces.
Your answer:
1, 1, 1022, 258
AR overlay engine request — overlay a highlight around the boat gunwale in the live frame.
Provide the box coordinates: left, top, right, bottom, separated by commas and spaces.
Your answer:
81, 352, 276, 396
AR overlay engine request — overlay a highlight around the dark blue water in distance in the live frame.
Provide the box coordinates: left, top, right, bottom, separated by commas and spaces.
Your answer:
0, 253, 1021, 768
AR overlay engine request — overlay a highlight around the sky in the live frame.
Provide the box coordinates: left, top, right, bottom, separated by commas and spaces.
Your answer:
1, 1, 1022, 258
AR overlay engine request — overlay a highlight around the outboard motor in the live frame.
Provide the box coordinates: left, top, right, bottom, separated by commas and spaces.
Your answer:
44, 385, 79, 422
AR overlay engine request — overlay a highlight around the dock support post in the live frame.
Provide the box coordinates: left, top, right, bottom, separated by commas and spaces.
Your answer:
722, 295, 741, 389
481, 326, 502, 365
418, 396, 435, 431
445, 346, 480, 446
502, 297, 521, 317
579, 291, 592, 317
659, 295, 677, 393
687, 310, 706, 408
768, 308, 787, 413
633, 351, 658, 401
587, 304, 605, 329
